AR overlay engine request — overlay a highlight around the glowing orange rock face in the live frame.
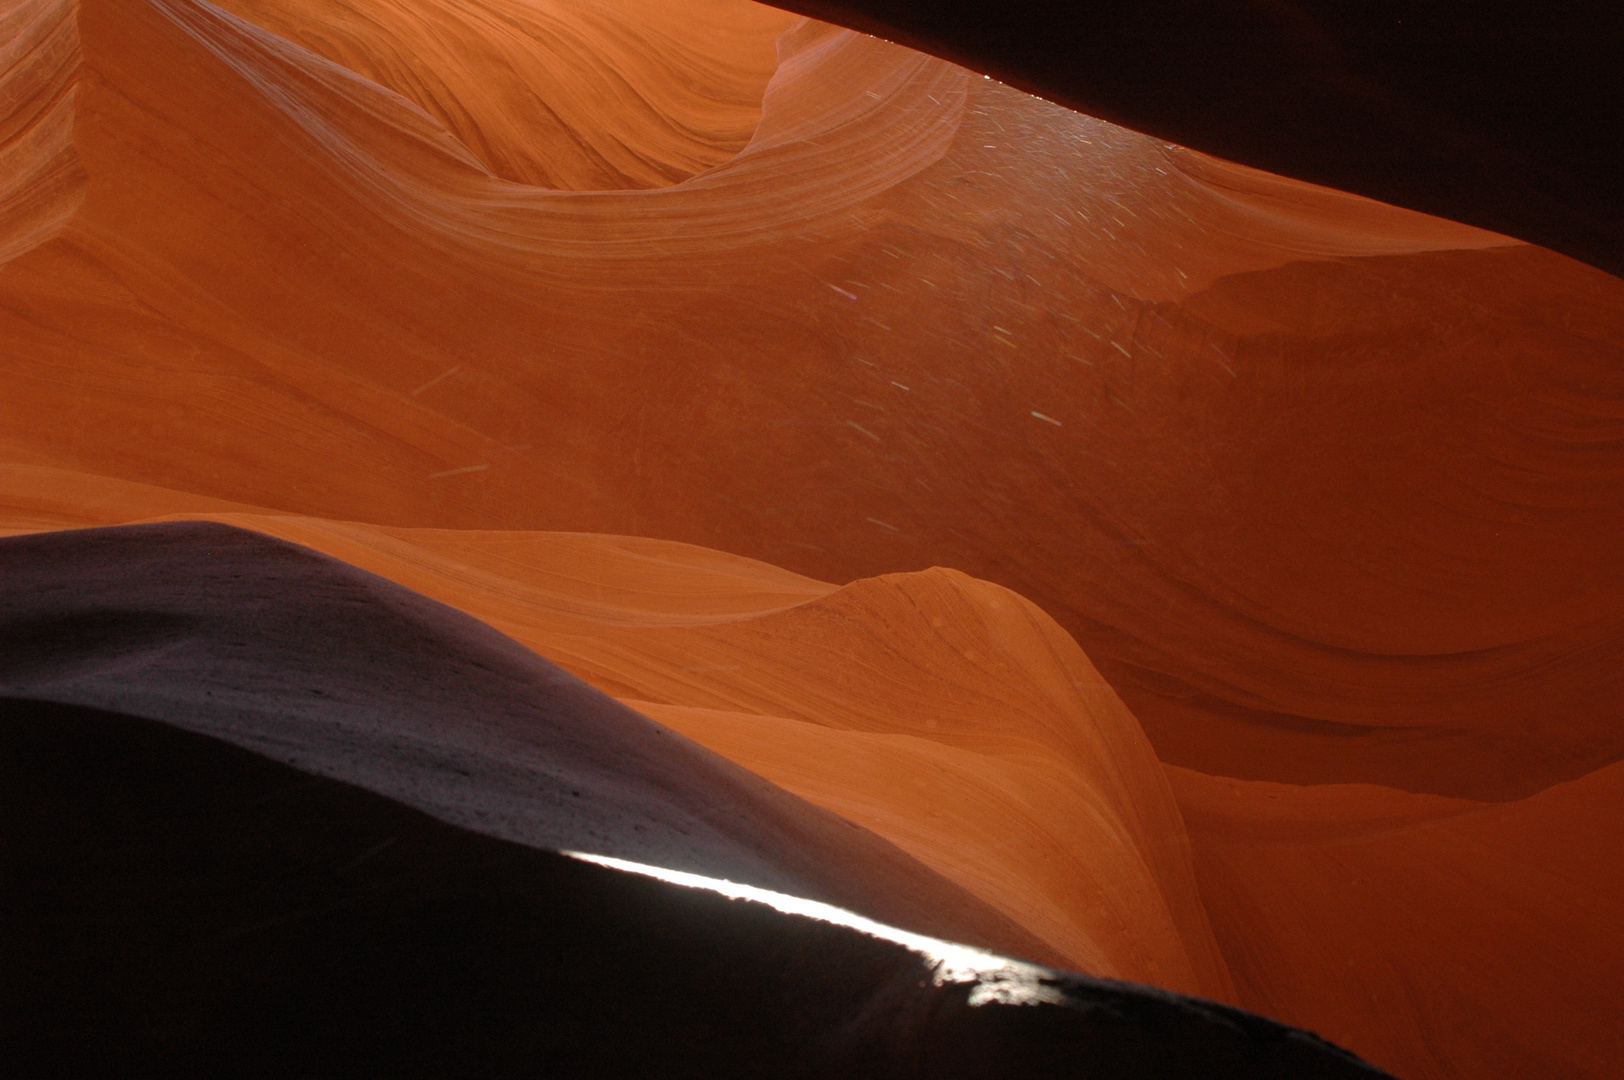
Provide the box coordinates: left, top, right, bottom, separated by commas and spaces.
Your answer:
2, 0, 1621, 1076
0, 0, 85, 262
204, 0, 796, 190
1170, 764, 1624, 1080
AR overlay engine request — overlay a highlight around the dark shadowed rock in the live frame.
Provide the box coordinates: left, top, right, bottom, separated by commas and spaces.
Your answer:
0, 520, 1055, 961
2, 698, 1392, 1077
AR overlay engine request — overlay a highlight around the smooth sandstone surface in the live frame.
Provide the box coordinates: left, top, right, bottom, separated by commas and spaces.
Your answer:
1171, 764, 1624, 1080
0, 520, 1062, 965
206, 0, 797, 189
769, 1, 1624, 280
0, 0, 84, 261
5, 482, 1622, 1077
2, 0, 1621, 1076
7, 0, 1623, 805
0, 488, 1235, 1000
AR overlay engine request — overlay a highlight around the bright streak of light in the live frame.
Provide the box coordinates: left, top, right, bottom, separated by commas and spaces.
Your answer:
564, 850, 1071, 1007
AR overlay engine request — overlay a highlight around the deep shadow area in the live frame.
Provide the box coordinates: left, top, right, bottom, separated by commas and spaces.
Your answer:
0, 698, 1392, 1077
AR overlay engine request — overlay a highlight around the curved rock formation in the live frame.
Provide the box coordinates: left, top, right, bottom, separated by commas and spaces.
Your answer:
3, 694, 1390, 1078
10, 0, 1619, 805
0, 495, 1235, 999
0, 520, 1054, 961
1, 0, 1619, 1075
770, 0, 1624, 280
6, 492, 1621, 1076
1171, 763, 1624, 1079
208, 0, 795, 189
0, 0, 85, 263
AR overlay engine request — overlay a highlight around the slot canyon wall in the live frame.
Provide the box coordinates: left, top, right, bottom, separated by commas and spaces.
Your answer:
2, 0, 1620, 1076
